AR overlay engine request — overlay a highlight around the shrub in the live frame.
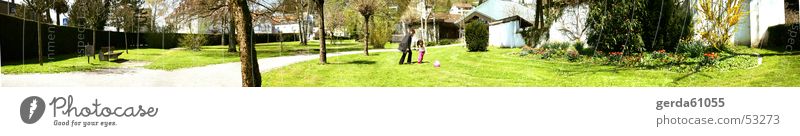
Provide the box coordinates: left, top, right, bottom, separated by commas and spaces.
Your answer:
179, 34, 207, 51
573, 41, 585, 53
676, 41, 707, 58
438, 39, 457, 45
695, 0, 748, 50
465, 21, 489, 52
426, 41, 439, 47
540, 49, 556, 59
541, 42, 571, 50
581, 47, 596, 57
566, 50, 580, 62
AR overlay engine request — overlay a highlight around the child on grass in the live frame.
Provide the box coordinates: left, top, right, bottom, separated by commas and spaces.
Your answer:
416, 40, 426, 64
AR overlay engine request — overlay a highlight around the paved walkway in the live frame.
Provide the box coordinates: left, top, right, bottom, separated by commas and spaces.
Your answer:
1, 44, 461, 87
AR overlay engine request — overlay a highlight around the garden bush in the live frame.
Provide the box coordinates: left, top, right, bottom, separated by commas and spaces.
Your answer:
465, 21, 489, 52
676, 41, 707, 58
426, 41, 439, 47
573, 41, 585, 53
566, 50, 580, 62
438, 39, 457, 46
541, 42, 571, 51
179, 34, 207, 51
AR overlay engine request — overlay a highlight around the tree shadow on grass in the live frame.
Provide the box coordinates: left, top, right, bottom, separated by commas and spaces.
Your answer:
1, 54, 109, 66
111, 59, 129, 63
555, 64, 624, 76
329, 60, 377, 65
668, 51, 756, 85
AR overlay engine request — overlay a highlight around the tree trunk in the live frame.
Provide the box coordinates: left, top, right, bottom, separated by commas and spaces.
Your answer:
56, 13, 61, 26
228, 13, 237, 52
300, 13, 307, 46
37, 19, 42, 66
230, 0, 262, 87
124, 31, 129, 53
318, 3, 327, 64
363, 16, 370, 56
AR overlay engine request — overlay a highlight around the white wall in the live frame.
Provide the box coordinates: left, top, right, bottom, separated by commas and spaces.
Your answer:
733, 2, 750, 46
549, 4, 589, 43
489, 20, 525, 47
748, 0, 785, 47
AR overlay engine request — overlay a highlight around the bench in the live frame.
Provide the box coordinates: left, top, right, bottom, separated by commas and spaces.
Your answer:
99, 47, 123, 61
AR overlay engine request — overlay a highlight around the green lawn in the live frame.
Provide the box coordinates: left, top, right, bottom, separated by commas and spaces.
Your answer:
262, 46, 800, 87
2, 40, 392, 74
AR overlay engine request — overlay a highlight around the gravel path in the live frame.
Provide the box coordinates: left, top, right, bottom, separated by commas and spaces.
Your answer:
1, 44, 461, 87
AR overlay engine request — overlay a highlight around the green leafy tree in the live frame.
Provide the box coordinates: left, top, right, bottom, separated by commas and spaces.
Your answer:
586, 0, 646, 53
641, 0, 694, 51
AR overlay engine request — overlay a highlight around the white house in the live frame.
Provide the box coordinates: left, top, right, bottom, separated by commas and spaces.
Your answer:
455, 0, 536, 48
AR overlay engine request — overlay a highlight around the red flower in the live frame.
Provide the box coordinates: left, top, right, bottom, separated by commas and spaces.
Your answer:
703, 52, 718, 59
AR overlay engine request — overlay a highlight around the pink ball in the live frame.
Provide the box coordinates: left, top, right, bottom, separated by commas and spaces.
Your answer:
434, 60, 441, 68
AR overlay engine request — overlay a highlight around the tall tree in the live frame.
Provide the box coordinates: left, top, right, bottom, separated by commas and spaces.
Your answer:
354, 0, 377, 56
110, 0, 144, 53
69, 0, 111, 59
312, 0, 326, 63
229, 0, 262, 87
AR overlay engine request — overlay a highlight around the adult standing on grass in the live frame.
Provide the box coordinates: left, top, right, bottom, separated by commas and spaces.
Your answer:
399, 28, 415, 64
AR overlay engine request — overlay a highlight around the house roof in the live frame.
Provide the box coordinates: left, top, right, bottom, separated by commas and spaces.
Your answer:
455, 0, 536, 25
452, 2, 473, 8
405, 13, 462, 24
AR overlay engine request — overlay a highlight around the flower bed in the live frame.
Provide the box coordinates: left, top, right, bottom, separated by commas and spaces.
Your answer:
516, 42, 758, 73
